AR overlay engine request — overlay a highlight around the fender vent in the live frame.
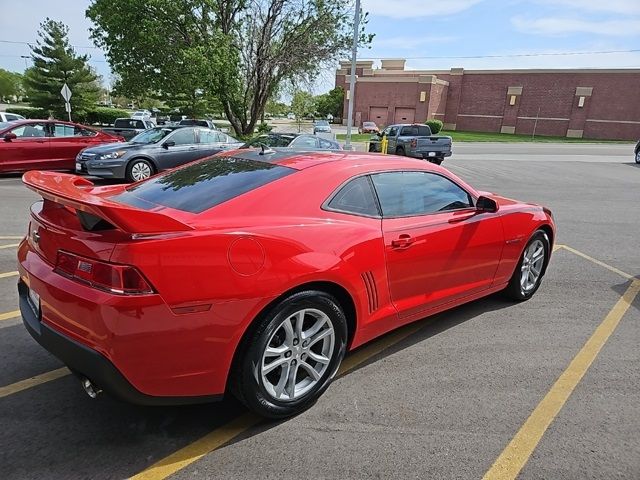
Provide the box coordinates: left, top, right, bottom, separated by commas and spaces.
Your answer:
361, 271, 379, 313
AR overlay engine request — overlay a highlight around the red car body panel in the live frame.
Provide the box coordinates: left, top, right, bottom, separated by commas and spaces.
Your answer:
0, 120, 122, 173
17, 151, 555, 401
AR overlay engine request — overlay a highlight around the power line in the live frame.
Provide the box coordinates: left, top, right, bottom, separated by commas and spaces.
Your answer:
359, 49, 640, 60
0, 39, 101, 49
0, 53, 108, 63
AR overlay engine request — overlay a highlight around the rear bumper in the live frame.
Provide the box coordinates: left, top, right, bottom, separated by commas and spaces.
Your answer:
410, 149, 452, 159
17, 240, 240, 403
18, 280, 221, 406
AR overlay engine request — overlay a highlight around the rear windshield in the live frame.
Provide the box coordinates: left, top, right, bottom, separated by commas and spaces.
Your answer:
112, 157, 296, 213
179, 119, 208, 127
400, 125, 432, 136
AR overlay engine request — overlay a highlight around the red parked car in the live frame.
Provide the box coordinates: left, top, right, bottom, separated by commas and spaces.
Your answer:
17, 150, 555, 418
0, 119, 123, 173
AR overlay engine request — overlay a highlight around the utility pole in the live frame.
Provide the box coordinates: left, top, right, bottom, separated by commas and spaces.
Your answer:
344, 0, 360, 151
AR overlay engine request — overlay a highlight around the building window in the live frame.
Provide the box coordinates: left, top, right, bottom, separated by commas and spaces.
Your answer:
578, 96, 585, 108
509, 95, 517, 106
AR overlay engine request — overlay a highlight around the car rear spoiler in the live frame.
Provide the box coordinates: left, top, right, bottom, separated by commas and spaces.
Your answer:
22, 171, 194, 234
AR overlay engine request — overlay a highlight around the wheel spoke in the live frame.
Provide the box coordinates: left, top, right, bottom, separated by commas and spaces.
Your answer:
302, 315, 327, 340
264, 345, 288, 357
274, 362, 291, 399
308, 327, 332, 348
299, 361, 321, 381
307, 350, 330, 364
282, 318, 295, 344
292, 310, 305, 340
284, 363, 299, 399
263, 356, 289, 375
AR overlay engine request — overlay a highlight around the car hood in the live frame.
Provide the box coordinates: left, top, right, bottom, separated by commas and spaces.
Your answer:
82, 142, 154, 155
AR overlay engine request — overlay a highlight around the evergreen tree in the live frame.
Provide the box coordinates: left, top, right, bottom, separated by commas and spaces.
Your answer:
24, 19, 100, 120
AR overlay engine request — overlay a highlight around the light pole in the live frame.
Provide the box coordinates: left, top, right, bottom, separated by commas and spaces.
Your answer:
20, 55, 29, 70
344, 0, 361, 151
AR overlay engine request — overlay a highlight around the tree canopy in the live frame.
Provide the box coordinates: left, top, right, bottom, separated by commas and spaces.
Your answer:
315, 86, 344, 119
23, 19, 100, 119
0, 69, 23, 102
87, 0, 370, 135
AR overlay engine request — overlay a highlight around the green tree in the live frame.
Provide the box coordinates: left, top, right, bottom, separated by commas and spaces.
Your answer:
23, 19, 100, 120
87, 0, 371, 136
0, 69, 24, 102
291, 90, 315, 132
315, 86, 344, 120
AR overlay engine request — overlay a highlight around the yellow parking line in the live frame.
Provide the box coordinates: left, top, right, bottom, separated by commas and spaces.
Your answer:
552, 244, 563, 252
0, 236, 23, 240
0, 271, 19, 279
0, 243, 19, 250
561, 245, 633, 280
0, 310, 20, 322
483, 279, 640, 480
132, 321, 425, 480
0, 367, 71, 399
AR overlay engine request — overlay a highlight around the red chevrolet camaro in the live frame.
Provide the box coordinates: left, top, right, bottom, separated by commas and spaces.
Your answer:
18, 150, 555, 418
0, 119, 123, 173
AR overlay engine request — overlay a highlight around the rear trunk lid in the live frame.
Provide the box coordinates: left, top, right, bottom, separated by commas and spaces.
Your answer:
23, 171, 194, 265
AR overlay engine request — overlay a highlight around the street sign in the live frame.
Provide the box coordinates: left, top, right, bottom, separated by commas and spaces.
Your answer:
60, 83, 72, 102
64, 102, 71, 113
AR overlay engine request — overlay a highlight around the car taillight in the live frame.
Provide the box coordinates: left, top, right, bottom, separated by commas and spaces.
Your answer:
410, 138, 417, 148
54, 250, 154, 295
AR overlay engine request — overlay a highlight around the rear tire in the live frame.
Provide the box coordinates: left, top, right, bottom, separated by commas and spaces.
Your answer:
395, 147, 405, 156
503, 230, 550, 301
431, 157, 443, 165
635, 150, 640, 164
232, 290, 347, 419
126, 158, 154, 182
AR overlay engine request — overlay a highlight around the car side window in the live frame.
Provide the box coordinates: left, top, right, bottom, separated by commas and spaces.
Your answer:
169, 128, 196, 145
198, 129, 221, 144
326, 176, 380, 217
75, 126, 97, 137
387, 127, 398, 137
291, 136, 317, 148
53, 124, 76, 137
10, 123, 47, 138
371, 171, 473, 217
318, 138, 336, 150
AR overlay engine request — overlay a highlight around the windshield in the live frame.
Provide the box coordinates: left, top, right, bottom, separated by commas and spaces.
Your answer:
315, 120, 329, 126
0, 122, 13, 131
130, 127, 174, 144
247, 135, 295, 147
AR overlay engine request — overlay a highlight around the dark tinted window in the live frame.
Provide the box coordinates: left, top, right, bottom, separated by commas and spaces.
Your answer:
114, 119, 145, 129
318, 138, 338, 150
399, 125, 431, 136
112, 157, 296, 213
248, 135, 294, 147
371, 171, 472, 217
327, 176, 379, 217
169, 128, 196, 145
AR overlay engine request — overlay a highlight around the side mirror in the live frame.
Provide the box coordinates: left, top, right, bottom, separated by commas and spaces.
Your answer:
163, 141, 175, 149
3, 132, 17, 142
476, 195, 498, 213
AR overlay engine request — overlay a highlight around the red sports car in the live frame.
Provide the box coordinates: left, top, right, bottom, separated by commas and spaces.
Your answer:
0, 119, 123, 173
17, 150, 555, 418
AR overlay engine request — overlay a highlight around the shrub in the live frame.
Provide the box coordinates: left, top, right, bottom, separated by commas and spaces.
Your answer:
5, 107, 48, 119
425, 119, 443, 134
256, 122, 273, 134
85, 107, 131, 125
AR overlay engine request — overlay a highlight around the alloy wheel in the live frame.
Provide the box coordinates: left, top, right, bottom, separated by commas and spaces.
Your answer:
520, 239, 545, 292
260, 308, 335, 402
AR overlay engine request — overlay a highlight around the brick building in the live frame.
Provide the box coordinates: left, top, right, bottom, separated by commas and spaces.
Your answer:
335, 59, 640, 140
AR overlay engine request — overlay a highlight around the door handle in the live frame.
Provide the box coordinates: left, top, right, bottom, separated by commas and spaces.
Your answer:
448, 211, 478, 223
391, 234, 415, 249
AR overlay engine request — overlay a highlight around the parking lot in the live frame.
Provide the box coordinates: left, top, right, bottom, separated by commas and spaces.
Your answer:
0, 143, 638, 479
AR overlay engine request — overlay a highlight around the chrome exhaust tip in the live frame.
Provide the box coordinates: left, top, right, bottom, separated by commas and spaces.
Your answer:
81, 377, 102, 399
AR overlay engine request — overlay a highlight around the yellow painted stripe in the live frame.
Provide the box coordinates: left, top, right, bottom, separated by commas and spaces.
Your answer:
552, 244, 563, 252
0, 236, 23, 240
0, 243, 19, 250
0, 271, 19, 279
561, 245, 633, 280
0, 367, 71, 399
0, 310, 20, 322
131, 413, 261, 480
483, 280, 640, 480
132, 321, 425, 480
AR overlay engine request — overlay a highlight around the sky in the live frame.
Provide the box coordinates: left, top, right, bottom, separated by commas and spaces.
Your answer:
1, 0, 639, 94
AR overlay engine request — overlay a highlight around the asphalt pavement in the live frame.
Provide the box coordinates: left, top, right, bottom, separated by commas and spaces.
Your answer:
0, 143, 638, 479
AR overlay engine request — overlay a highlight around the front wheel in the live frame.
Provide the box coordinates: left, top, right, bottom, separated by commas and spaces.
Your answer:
126, 158, 154, 182
635, 150, 640, 164
232, 291, 347, 419
503, 230, 550, 301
